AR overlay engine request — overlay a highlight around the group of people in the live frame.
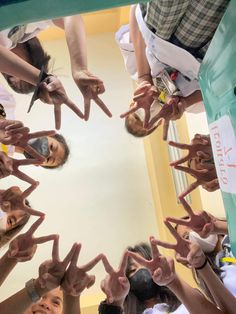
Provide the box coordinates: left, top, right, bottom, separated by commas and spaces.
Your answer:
0, 0, 235, 313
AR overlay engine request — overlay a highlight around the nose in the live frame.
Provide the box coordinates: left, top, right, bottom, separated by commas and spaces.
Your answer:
38, 299, 51, 310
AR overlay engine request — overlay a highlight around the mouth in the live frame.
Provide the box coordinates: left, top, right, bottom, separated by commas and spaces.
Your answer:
32, 311, 47, 314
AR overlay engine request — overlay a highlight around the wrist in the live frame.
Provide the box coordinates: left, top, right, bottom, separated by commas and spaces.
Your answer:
195, 257, 208, 270
99, 301, 123, 314
108, 298, 125, 308
72, 67, 88, 77
166, 275, 180, 290
138, 73, 152, 84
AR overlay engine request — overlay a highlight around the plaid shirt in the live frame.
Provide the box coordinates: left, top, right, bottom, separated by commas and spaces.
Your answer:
140, 0, 229, 58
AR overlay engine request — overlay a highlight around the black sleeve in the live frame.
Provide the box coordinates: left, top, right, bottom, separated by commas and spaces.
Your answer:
98, 301, 123, 314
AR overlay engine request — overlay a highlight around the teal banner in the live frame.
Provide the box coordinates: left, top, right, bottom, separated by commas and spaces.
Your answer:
0, 0, 147, 30
199, 1, 236, 256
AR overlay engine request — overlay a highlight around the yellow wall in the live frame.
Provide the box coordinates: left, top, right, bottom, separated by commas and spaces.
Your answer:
38, 6, 130, 41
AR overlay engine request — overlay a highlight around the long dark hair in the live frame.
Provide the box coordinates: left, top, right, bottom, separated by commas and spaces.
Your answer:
124, 243, 181, 313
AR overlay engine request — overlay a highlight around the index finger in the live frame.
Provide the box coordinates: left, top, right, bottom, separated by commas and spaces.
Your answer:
94, 97, 112, 118
101, 255, 114, 274
164, 220, 181, 241
162, 120, 169, 141
120, 104, 138, 119
179, 181, 200, 198
65, 98, 84, 119
148, 103, 172, 128
127, 251, 150, 268
54, 104, 61, 130
166, 216, 190, 227
82, 253, 103, 272
179, 197, 195, 217
52, 236, 60, 261
34, 234, 58, 245
70, 243, 82, 267
150, 237, 160, 258
22, 182, 39, 199
118, 251, 128, 274
26, 216, 45, 236
23, 205, 45, 217
12, 168, 37, 185
62, 243, 77, 267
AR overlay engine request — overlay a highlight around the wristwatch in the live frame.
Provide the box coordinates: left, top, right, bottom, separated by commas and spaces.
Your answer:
25, 278, 41, 303
98, 301, 123, 314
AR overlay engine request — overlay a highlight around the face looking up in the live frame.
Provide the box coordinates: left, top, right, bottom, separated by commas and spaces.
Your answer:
24, 288, 63, 314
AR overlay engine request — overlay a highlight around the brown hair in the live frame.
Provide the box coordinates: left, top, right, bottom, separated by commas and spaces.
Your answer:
0, 187, 31, 248
125, 113, 157, 138
0, 212, 30, 249
124, 243, 181, 313
42, 133, 70, 170
10, 37, 51, 94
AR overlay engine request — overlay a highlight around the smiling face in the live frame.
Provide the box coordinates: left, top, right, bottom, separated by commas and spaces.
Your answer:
0, 187, 28, 233
24, 288, 63, 314
41, 136, 66, 168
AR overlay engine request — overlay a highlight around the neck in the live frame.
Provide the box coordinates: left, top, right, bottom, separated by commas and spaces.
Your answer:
144, 297, 162, 309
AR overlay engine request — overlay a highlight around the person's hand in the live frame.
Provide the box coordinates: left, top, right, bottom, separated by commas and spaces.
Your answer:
166, 197, 215, 238
0, 119, 29, 145
13, 129, 56, 162
174, 164, 218, 197
73, 70, 112, 121
169, 138, 212, 167
101, 251, 130, 306
39, 76, 84, 130
8, 216, 56, 262
1, 183, 44, 216
147, 96, 185, 140
0, 152, 13, 178
120, 82, 159, 128
186, 243, 206, 269
128, 237, 176, 286
10, 157, 42, 185
202, 178, 220, 192
153, 220, 191, 266
61, 243, 102, 296
38, 237, 76, 291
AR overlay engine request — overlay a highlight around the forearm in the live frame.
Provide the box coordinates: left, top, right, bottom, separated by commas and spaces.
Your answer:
59, 15, 88, 74
130, 5, 152, 84
183, 90, 203, 108
197, 262, 236, 313
0, 251, 17, 286
167, 275, 223, 314
0, 45, 40, 85
62, 292, 81, 314
0, 278, 49, 313
213, 219, 228, 235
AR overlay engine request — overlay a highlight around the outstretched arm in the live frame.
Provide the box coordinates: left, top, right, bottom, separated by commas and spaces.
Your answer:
0, 251, 17, 287
53, 15, 87, 74
0, 45, 39, 85
130, 5, 152, 84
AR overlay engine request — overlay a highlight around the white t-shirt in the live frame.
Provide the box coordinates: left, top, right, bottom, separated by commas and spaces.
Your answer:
221, 264, 236, 297
0, 21, 53, 49
143, 303, 188, 314
0, 84, 16, 155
